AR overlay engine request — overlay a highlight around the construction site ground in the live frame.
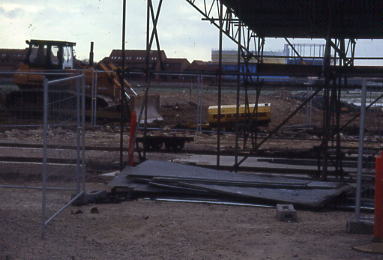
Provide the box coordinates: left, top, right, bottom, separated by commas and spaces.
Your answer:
0, 182, 378, 260
0, 88, 382, 259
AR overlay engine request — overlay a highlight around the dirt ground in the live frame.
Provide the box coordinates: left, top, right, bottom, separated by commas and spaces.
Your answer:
1, 87, 383, 259
152, 88, 383, 133
0, 182, 379, 260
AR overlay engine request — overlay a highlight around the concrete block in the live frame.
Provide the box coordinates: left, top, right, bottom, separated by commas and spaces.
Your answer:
276, 204, 297, 222
347, 216, 373, 234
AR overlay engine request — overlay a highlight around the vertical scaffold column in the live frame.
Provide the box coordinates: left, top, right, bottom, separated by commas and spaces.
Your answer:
120, 0, 127, 169
374, 151, 383, 240
320, 37, 332, 180
144, 0, 151, 161
234, 21, 242, 172
216, 0, 223, 168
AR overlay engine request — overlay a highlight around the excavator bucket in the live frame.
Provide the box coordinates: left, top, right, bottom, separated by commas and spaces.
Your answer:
96, 62, 163, 124
132, 94, 163, 124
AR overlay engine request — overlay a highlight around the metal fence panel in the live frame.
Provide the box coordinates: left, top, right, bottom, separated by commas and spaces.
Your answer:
0, 71, 86, 238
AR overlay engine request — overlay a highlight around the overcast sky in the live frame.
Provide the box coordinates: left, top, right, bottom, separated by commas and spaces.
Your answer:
1, 0, 382, 65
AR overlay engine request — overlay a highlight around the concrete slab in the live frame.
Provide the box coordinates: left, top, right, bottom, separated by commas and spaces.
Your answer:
276, 204, 297, 222
173, 155, 356, 174
181, 182, 351, 208
347, 216, 374, 234
122, 160, 340, 189
111, 160, 352, 208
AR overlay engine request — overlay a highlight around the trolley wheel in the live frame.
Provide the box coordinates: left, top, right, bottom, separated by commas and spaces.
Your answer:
149, 140, 163, 151
165, 140, 185, 152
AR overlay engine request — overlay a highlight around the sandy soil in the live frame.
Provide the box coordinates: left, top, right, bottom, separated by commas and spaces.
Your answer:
0, 182, 379, 260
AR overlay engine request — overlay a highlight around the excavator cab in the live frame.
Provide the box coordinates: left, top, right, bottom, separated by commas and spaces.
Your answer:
26, 40, 76, 70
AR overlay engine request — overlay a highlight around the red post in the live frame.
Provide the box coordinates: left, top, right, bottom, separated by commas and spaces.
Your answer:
127, 111, 137, 166
374, 151, 383, 240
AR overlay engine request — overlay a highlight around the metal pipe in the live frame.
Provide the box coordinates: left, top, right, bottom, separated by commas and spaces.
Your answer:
91, 70, 96, 127
234, 21, 242, 172
196, 74, 202, 133
89, 41, 94, 66
216, 0, 223, 168
94, 71, 98, 126
144, 0, 152, 160
76, 77, 81, 193
120, 0, 127, 170
41, 78, 48, 239
148, 0, 164, 67
234, 87, 322, 168
44, 191, 84, 226
320, 37, 332, 179
119, 70, 383, 81
0, 185, 77, 191
81, 75, 86, 193
355, 80, 367, 220
0, 71, 78, 75
47, 74, 83, 85
143, 197, 274, 208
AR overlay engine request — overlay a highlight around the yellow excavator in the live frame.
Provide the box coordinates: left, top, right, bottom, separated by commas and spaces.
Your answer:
7, 39, 161, 122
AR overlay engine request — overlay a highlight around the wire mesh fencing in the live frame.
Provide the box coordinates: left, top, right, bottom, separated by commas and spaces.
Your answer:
0, 71, 86, 238
41, 74, 86, 237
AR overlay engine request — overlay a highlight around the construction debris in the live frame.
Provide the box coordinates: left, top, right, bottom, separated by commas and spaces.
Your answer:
109, 160, 352, 209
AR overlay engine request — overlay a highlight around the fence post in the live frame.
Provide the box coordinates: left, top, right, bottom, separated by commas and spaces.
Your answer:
76, 77, 81, 193
374, 151, 383, 240
355, 80, 367, 220
41, 77, 49, 239
81, 75, 86, 193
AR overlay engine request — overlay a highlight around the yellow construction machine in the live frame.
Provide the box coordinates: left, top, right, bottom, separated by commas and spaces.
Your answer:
6, 39, 161, 122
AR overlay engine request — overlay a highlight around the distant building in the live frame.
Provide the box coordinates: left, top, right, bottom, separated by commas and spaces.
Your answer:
101, 44, 324, 83
104, 49, 192, 81
184, 60, 217, 74
163, 58, 190, 73
0, 49, 27, 70
211, 50, 287, 64
183, 60, 218, 83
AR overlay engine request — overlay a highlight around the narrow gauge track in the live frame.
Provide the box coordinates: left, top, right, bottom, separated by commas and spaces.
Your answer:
0, 141, 378, 156
0, 142, 374, 179
0, 143, 375, 211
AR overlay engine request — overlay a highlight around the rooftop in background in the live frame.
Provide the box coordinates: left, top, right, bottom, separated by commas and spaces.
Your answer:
0, 49, 27, 70
28, 39, 76, 47
108, 50, 167, 64
223, 0, 383, 38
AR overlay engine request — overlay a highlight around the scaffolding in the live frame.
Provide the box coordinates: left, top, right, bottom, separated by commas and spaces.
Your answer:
125, 0, 383, 224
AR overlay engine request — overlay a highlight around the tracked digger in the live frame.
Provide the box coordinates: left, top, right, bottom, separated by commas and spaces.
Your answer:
6, 39, 161, 122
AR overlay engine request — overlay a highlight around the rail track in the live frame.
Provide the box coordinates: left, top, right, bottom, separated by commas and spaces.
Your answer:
0, 141, 375, 177
0, 141, 376, 211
